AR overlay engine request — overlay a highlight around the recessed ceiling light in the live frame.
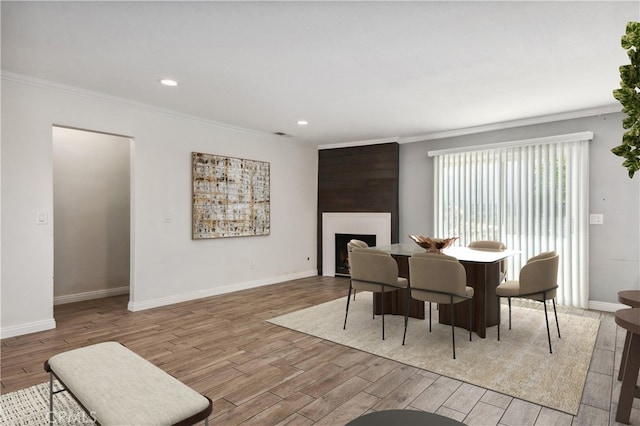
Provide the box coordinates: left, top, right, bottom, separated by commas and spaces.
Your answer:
297, 120, 308, 126
159, 79, 178, 87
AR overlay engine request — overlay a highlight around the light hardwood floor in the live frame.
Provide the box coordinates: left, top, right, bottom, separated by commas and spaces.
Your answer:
1, 276, 638, 425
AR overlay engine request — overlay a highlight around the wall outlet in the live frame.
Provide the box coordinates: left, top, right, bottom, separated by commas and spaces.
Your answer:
589, 213, 604, 225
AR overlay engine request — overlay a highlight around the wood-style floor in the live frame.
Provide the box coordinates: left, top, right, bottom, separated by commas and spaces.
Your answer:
1, 276, 637, 425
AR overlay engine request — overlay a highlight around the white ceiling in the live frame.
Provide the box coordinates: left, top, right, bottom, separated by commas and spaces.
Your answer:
2, 1, 637, 147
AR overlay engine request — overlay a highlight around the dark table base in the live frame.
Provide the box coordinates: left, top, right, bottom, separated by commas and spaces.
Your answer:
373, 254, 425, 320
374, 254, 502, 338
439, 261, 501, 338
373, 288, 425, 320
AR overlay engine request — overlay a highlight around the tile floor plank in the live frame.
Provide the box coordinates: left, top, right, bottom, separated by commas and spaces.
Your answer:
461, 401, 504, 426
500, 399, 541, 426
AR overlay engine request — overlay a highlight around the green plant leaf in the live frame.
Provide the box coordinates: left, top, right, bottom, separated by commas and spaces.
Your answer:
622, 22, 640, 48
614, 21, 640, 177
620, 64, 640, 87
612, 145, 629, 157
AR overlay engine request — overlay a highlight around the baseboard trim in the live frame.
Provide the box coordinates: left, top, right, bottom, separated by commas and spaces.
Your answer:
2, 273, 319, 338
1, 318, 56, 339
128, 270, 318, 312
588, 300, 626, 312
54, 286, 130, 305
1, 279, 622, 338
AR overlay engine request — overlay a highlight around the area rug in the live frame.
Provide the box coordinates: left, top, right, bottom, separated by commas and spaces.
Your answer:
0, 381, 90, 425
267, 293, 600, 415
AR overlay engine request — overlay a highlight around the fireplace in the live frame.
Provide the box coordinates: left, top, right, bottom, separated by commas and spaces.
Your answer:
334, 233, 377, 276
322, 212, 391, 277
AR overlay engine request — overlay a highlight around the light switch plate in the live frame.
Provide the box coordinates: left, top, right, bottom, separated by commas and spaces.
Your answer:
36, 211, 48, 225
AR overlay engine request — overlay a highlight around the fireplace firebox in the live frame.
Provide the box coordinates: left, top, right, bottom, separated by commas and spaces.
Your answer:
335, 233, 377, 276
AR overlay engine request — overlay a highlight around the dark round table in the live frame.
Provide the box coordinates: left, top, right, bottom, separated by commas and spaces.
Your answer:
618, 290, 640, 308
345, 409, 466, 425
617, 291, 640, 381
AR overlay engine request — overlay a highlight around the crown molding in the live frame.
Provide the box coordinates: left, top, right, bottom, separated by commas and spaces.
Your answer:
398, 105, 621, 144
319, 104, 622, 150
1, 71, 276, 139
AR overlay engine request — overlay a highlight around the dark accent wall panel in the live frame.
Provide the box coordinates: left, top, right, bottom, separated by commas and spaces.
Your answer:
317, 142, 400, 274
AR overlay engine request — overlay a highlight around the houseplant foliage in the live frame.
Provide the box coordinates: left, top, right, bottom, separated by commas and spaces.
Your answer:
613, 21, 640, 178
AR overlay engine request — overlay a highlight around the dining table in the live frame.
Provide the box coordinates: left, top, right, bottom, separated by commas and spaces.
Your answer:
371, 243, 518, 338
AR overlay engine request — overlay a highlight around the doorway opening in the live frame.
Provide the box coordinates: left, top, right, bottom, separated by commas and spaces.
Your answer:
52, 126, 132, 308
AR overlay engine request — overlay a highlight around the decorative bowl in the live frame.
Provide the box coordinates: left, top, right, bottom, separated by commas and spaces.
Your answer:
409, 235, 458, 252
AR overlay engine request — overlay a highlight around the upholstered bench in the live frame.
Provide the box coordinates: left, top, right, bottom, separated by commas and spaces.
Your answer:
44, 341, 212, 426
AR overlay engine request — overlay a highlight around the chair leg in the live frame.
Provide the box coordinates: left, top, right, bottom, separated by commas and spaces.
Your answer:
497, 295, 501, 341
428, 302, 432, 332
543, 299, 552, 354
508, 297, 512, 330
381, 286, 385, 340
402, 288, 411, 345
468, 298, 473, 341
343, 283, 353, 330
552, 298, 561, 338
619, 330, 632, 381
450, 296, 456, 359
617, 333, 640, 424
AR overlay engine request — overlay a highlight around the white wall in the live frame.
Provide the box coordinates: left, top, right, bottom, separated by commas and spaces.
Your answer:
53, 127, 131, 301
1, 75, 319, 337
399, 113, 640, 308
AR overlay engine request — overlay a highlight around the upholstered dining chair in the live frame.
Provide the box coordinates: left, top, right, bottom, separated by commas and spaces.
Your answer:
344, 248, 408, 340
347, 239, 369, 252
468, 240, 507, 282
496, 251, 560, 354
403, 252, 474, 359
347, 239, 369, 300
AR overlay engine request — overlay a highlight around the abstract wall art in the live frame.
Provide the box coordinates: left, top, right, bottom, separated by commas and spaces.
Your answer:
192, 152, 270, 239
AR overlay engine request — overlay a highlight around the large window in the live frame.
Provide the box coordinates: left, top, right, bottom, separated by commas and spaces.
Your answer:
430, 132, 592, 308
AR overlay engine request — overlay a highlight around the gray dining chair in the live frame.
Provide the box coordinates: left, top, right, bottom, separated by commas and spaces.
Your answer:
347, 239, 369, 300
344, 248, 408, 340
496, 251, 560, 353
403, 252, 474, 359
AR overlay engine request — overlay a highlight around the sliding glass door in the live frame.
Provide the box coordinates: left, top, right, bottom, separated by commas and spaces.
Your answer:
431, 132, 592, 308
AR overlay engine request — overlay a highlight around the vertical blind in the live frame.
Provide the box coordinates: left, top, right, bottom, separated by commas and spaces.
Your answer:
430, 132, 592, 308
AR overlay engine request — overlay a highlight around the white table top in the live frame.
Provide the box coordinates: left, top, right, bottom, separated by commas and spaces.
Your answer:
372, 243, 518, 263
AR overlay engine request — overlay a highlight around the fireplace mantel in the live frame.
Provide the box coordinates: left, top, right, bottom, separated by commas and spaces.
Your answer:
321, 212, 391, 277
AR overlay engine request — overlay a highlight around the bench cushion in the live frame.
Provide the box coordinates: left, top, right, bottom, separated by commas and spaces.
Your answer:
46, 342, 211, 425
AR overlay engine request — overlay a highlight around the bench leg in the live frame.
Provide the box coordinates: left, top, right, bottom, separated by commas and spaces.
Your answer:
49, 372, 54, 426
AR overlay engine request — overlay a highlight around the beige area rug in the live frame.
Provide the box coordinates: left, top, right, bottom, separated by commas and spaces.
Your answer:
0, 381, 91, 425
267, 293, 600, 415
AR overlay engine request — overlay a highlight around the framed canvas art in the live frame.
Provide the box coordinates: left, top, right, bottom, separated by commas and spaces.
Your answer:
192, 152, 270, 239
